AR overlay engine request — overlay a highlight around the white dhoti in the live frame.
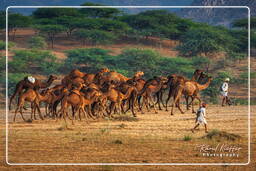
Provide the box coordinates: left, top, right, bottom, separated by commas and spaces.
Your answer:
220, 91, 228, 97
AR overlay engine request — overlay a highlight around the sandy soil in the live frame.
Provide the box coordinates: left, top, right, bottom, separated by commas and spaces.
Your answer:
0, 105, 255, 170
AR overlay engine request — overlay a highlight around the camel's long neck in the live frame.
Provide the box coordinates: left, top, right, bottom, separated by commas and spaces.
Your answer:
191, 74, 199, 82
196, 79, 211, 91
44, 77, 54, 87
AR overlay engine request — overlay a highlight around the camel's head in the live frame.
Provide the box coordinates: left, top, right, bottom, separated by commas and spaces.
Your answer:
134, 71, 144, 78
101, 68, 110, 73
49, 75, 58, 80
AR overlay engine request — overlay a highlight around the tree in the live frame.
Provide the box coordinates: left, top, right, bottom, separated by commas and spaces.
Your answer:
232, 17, 256, 29
74, 29, 117, 45
65, 48, 112, 72
177, 27, 236, 57
33, 8, 81, 19
28, 36, 47, 49
8, 13, 31, 39
0, 11, 5, 30
80, 2, 121, 18
35, 24, 66, 48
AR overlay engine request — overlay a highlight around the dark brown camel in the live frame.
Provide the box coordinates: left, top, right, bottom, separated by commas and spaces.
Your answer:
9, 75, 57, 110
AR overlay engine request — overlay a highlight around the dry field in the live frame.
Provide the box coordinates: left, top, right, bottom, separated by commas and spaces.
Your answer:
0, 105, 255, 171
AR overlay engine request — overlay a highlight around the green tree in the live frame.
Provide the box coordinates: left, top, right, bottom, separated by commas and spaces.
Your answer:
65, 48, 112, 72
80, 2, 121, 18
28, 36, 47, 49
232, 17, 256, 29
9, 49, 59, 74
74, 29, 117, 45
35, 24, 66, 48
8, 13, 31, 39
177, 27, 236, 56
33, 8, 81, 19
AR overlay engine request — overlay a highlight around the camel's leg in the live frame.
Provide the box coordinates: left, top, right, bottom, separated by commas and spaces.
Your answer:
165, 88, 172, 111
19, 108, 27, 122
130, 95, 136, 117
9, 83, 24, 110
13, 106, 20, 122
149, 95, 158, 114
36, 102, 44, 120
185, 96, 189, 110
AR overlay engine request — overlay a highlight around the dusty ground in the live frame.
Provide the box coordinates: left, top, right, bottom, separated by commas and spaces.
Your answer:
0, 105, 255, 170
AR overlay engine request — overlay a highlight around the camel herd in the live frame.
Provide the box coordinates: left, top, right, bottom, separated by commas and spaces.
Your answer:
9, 68, 213, 124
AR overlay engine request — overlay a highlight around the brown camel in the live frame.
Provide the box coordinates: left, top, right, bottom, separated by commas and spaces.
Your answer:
117, 82, 138, 117
9, 75, 57, 110
100, 82, 135, 117
57, 86, 100, 124
82, 68, 110, 85
104, 71, 144, 84
164, 69, 207, 113
183, 76, 213, 113
13, 89, 51, 122
138, 76, 167, 114
165, 74, 186, 115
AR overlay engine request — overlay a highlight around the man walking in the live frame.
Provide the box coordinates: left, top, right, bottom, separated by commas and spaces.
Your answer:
220, 78, 231, 106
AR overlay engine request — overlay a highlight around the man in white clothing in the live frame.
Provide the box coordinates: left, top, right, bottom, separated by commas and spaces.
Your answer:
220, 78, 231, 106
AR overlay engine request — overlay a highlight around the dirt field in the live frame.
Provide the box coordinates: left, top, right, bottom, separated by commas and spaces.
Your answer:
0, 105, 255, 170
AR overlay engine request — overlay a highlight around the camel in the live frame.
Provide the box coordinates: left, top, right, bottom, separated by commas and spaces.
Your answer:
9, 75, 57, 110
57, 86, 101, 124
183, 76, 213, 113
164, 69, 207, 113
138, 76, 167, 114
117, 82, 138, 117
82, 68, 110, 85
13, 88, 51, 122
100, 82, 135, 117
165, 74, 186, 115
61, 69, 85, 88
104, 71, 144, 84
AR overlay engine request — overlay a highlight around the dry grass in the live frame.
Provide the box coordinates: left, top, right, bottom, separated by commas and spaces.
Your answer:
0, 105, 255, 170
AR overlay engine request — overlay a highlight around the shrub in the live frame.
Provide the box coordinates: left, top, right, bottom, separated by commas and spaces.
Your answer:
183, 135, 192, 141
9, 49, 60, 74
0, 40, 16, 50
65, 48, 112, 72
28, 36, 47, 49
74, 29, 117, 45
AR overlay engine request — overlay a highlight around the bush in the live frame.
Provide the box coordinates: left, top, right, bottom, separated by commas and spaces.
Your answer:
177, 26, 236, 57
74, 29, 117, 45
28, 36, 47, 49
0, 40, 16, 50
65, 48, 112, 72
9, 49, 60, 74
183, 135, 192, 141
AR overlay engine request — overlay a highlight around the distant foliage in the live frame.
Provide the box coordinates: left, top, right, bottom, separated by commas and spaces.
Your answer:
0, 40, 16, 50
65, 48, 112, 72
28, 36, 47, 49
35, 24, 66, 48
177, 26, 236, 57
9, 49, 60, 74
74, 29, 117, 45
8, 13, 31, 38
64, 48, 196, 79
33, 8, 81, 19
80, 2, 121, 18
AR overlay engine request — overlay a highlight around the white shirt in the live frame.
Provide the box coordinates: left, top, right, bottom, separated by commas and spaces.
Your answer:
221, 82, 228, 92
